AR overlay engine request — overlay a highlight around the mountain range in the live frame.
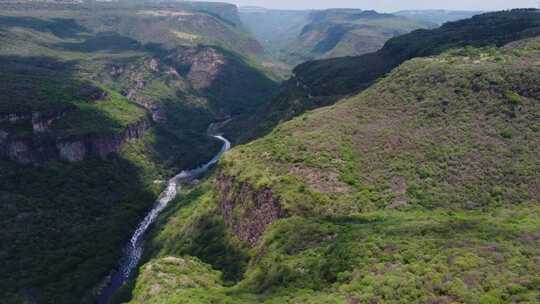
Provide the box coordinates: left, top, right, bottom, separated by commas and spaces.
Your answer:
240, 7, 434, 70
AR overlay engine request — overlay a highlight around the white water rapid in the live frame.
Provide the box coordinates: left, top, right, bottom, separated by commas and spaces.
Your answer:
98, 132, 230, 304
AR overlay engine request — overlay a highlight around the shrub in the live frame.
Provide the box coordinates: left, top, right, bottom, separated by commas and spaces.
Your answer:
504, 91, 522, 105
500, 129, 513, 139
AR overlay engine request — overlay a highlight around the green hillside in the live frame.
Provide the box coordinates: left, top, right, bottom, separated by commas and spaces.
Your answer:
231, 9, 540, 143
130, 37, 540, 304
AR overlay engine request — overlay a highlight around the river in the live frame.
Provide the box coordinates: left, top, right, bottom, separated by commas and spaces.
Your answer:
98, 131, 231, 304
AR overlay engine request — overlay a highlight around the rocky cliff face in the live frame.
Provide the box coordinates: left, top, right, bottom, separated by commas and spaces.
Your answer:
216, 174, 286, 245
0, 115, 150, 164
110, 46, 228, 124
170, 47, 226, 90
56, 118, 150, 162
0, 109, 72, 134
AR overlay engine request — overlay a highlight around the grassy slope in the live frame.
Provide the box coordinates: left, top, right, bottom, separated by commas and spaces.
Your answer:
0, 3, 276, 303
130, 39, 540, 303
229, 9, 540, 144
223, 42, 540, 213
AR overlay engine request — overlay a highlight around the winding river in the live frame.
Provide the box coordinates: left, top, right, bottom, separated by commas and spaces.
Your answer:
98, 131, 231, 304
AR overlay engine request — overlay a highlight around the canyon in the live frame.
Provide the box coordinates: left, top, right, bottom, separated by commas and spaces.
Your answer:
1, 3, 539, 304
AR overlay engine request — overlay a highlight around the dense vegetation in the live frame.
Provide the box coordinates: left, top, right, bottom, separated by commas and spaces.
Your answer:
0, 154, 159, 303
129, 37, 540, 303
230, 9, 540, 143
0, 54, 147, 138
0, 2, 277, 303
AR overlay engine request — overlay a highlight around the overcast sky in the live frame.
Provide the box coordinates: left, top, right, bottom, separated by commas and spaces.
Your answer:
215, 0, 539, 11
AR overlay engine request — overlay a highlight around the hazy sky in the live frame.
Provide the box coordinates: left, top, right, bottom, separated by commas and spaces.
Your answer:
215, 0, 539, 11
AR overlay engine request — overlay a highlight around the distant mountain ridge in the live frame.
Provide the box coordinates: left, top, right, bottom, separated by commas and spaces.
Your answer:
293, 9, 540, 97
239, 7, 432, 70
395, 9, 484, 25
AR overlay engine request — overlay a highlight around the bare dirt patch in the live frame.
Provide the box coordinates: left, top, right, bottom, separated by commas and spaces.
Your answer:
290, 165, 353, 193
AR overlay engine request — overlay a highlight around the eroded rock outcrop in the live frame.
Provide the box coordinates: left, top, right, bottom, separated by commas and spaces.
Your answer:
114, 47, 228, 123
56, 118, 150, 162
0, 118, 150, 163
57, 140, 86, 162
31, 109, 72, 133
216, 174, 286, 245
169, 47, 226, 90
113, 58, 170, 123
91, 118, 150, 158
